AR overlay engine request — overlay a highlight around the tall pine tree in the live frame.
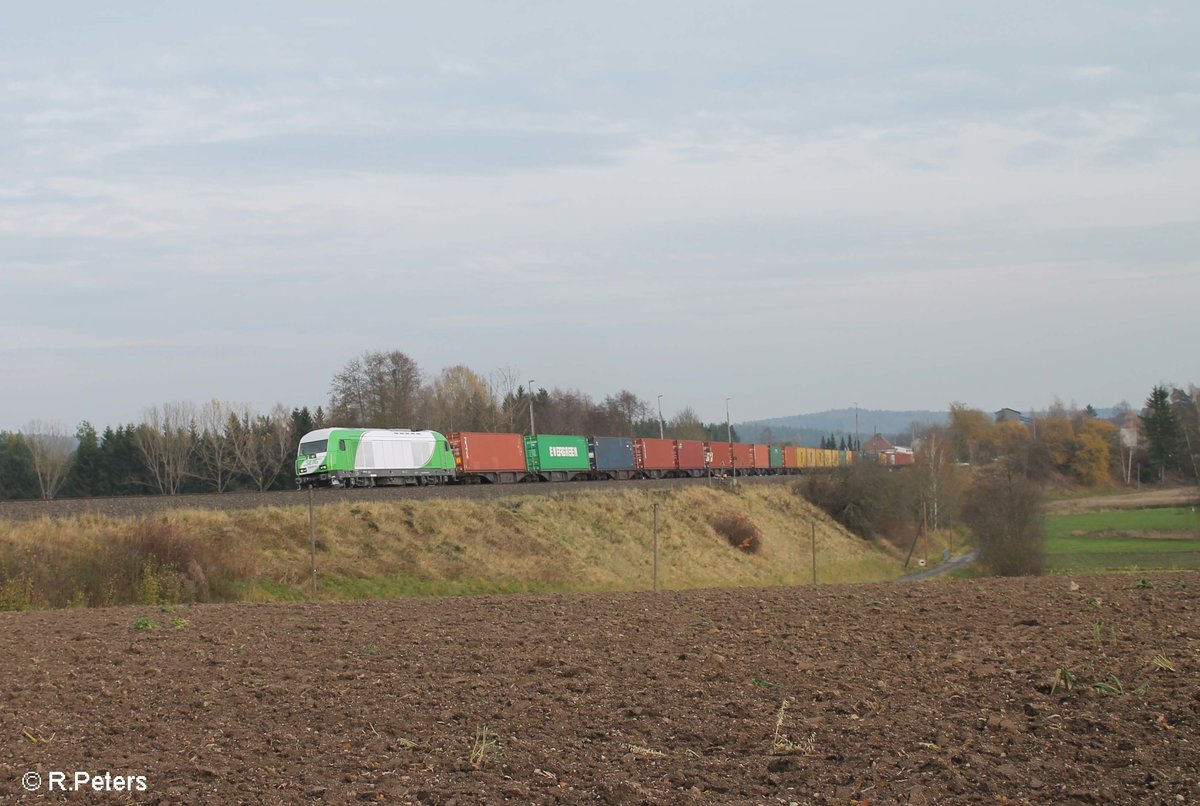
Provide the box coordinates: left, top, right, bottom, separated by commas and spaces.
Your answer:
1140, 385, 1183, 480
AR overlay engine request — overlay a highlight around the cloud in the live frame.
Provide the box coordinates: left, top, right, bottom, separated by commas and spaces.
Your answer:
88, 128, 629, 179
437, 60, 483, 77
0, 326, 152, 352
1070, 65, 1117, 81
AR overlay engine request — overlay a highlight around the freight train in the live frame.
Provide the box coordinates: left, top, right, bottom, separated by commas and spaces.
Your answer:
295, 427, 856, 488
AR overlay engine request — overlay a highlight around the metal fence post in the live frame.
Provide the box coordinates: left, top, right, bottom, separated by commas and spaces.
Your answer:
309, 486, 318, 599
652, 502, 659, 593
811, 522, 817, 586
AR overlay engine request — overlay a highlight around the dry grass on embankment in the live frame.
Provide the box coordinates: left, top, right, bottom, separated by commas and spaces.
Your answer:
0, 484, 903, 609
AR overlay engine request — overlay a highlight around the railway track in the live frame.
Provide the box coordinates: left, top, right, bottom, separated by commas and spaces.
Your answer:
0, 475, 797, 521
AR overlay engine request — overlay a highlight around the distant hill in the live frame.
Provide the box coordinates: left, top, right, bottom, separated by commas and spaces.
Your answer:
737, 408, 948, 447
737, 406, 1123, 447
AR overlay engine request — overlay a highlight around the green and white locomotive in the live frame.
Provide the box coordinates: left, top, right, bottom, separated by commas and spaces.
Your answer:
295, 428, 456, 488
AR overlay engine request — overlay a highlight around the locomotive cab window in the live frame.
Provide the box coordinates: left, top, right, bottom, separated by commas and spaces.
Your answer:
339, 439, 347, 451
299, 439, 327, 455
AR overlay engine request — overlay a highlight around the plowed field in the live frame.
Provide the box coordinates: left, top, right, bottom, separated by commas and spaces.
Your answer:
3, 573, 1197, 804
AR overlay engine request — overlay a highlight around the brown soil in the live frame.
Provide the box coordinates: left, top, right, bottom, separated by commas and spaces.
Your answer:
3, 573, 1197, 804
1068, 530, 1200, 541
1047, 487, 1199, 515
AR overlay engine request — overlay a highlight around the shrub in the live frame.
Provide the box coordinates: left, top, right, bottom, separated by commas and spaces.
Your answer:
0, 517, 237, 609
711, 512, 762, 554
796, 464, 919, 546
962, 472, 1046, 576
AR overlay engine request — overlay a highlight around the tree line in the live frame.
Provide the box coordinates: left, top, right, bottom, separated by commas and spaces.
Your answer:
800, 382, 1198, 577
325, 351, 738, 443
0, 349, 740, 500
818, 435, 862, 451
942, 384, 1199, 487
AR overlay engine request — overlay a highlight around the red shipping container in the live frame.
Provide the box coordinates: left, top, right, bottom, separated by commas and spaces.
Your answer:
633, 438, 676, 470
707, 441, 732, 469
675, 440, 707, 472
752, 444, 770, 469
783, 446, 800, 469
447, 432, 526, 472
731, 443, 753, 470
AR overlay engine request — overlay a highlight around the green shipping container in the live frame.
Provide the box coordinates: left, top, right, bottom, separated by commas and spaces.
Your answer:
524, 434, 590, 473
769, 445, 784, 468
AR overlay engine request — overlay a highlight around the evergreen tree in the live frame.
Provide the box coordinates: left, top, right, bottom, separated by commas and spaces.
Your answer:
1169, 388, 1200, 480
0, 432, 38, 499
64, 421, 102, 497
291, 407, 315, 440
99, 424, 147, 495
280, 406, 317, 488
1140, 385, 1183, 479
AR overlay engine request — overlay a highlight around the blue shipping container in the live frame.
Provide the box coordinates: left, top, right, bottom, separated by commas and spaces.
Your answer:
589, 436, 635, 471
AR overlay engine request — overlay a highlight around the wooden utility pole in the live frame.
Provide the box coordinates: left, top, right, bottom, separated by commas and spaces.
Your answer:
904, 516, 924, 569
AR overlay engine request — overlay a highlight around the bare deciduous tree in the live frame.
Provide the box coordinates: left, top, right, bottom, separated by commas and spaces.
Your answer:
134, 402, 196, 495
21, 419, 76, 500
668, 407, 707, 440
914, 428, 960, 531
428, 365, 496, 433
329, 350, 422, 427
195, 399, 239, 492
230, 404, 293, 491
601, 390, 650, 436
963, 471, 1046, 576
487, 365, 522, 432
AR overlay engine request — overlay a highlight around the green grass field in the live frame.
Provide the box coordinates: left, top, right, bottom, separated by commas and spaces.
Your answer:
1046, 507, 1199, 539
1045, 506, 1200, 571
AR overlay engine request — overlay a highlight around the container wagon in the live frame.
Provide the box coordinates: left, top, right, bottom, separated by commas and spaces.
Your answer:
708, 442, 732, 471
448, 432, 527, 483
783, 446, 800, 471
633, 437, 676, 479
675, 440, 708, 477
590, 436, 636, 480
769, 444, 785, 471
731, 443, 754, 475
524, 434, 591, 482
752, 444, 771, 475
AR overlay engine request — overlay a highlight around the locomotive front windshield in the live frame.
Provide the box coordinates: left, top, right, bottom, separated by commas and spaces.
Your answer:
299, 439, 328, 456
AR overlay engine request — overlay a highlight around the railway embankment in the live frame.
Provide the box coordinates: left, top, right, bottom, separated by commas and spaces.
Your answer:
0, 484, 902, 610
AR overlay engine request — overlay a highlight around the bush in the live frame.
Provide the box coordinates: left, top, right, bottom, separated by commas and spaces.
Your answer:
710, 512, 762, 554
962, 473, 1045, 576
797, 464, 919, 546
0, 518, 234, 609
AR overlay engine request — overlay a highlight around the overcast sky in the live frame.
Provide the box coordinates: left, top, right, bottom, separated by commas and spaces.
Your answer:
2, 2, 1197, 431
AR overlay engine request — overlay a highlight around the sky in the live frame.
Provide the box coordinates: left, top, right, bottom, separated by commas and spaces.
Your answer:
2, 1, 1198, 431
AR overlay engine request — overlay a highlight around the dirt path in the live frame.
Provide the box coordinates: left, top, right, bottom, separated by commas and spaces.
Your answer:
902, 550, 978, 581
1046, 486, 1198, 514
3, 573, 1197, 804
